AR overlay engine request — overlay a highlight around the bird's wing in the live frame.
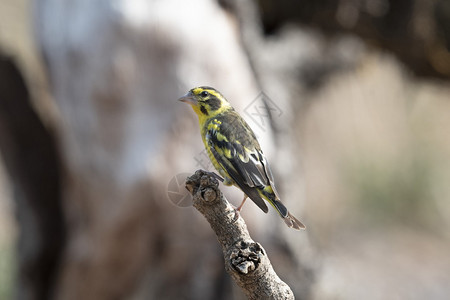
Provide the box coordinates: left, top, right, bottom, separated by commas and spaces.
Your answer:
206, 117, 282, 213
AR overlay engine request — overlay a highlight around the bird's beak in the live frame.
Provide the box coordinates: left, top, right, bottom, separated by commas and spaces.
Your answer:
178, 92, 197, 105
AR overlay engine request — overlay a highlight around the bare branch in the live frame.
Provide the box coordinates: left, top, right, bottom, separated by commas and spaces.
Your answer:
185, 170, 295, 300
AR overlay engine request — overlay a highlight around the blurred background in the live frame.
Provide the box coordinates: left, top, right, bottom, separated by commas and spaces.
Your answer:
1, 0, 450, 299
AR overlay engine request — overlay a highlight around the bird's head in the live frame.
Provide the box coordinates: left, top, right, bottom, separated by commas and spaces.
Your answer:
179, 86, 232, 119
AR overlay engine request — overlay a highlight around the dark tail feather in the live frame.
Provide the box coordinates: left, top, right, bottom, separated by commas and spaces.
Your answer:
273, 199, 288, 217
273, 200, 306, 230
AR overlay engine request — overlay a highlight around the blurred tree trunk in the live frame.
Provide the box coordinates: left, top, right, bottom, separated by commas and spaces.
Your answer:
0, 54, 65, 300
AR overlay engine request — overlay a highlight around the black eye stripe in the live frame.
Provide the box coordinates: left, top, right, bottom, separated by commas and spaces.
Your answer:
208, 97, 221, 111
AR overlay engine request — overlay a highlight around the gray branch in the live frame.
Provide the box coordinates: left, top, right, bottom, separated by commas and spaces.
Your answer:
185, 170, 295, 300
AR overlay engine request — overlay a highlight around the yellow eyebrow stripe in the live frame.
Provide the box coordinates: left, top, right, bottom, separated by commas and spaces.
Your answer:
193, 87, 227, 103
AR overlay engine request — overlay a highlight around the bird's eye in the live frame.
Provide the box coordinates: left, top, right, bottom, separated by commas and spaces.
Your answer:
200, 91, 209, 98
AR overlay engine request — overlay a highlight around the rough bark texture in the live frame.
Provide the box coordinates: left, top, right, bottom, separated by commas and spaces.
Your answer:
186, 170, 295, 300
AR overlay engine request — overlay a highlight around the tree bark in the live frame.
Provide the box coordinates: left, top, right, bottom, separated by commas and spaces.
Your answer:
186, 170, 295, 300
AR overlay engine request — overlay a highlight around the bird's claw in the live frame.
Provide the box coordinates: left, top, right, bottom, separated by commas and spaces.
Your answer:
230, 204, 241, 222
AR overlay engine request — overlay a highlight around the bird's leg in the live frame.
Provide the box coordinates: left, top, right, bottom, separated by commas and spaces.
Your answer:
232, 194, 248, 221
236, 194, 248, 212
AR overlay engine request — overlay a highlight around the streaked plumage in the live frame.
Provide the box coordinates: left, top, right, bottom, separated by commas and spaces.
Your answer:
179, 86, 305, 230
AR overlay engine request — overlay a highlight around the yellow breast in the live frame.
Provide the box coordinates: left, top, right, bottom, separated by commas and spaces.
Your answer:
201, 118, 234, 185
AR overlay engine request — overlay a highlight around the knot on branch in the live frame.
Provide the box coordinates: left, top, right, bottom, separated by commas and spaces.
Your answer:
230, 240, 264, 274
185, 170, 220, 205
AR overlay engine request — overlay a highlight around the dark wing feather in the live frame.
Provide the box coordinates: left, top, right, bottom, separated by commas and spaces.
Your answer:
257, 151, 281, 200
205, 113, 279, 213
207, 138, 268, 213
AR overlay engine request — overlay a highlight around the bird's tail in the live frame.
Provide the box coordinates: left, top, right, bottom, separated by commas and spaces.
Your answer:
283, 211, 306, 230
273, 199, 306, 230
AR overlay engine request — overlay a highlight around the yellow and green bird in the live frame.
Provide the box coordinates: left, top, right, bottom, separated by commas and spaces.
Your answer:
179, 86, 305, 230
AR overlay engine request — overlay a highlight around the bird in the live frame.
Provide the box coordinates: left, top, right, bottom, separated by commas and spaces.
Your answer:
179, 86, 305, 230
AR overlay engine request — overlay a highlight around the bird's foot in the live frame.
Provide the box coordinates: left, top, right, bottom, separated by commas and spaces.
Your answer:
231, 205, 241, 222
231, 195, 247, 222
